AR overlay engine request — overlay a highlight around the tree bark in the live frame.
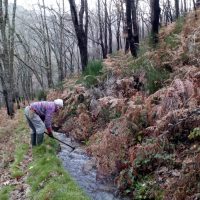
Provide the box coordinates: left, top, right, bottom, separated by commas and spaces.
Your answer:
126, 0, 137, 57
68, 0, 88, 71
108, 16, 112, 54
41, 0, 53, 88
132, 0, 139, 49
150, 0, 160, 47
0, 0, 16, 116
97, 0, 106, 58
175, 0, 180, 19
104, 0, 108, 56
116, 4, 121, 51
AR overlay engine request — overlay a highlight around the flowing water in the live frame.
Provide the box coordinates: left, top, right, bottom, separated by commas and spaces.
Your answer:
55, 133, 128, 200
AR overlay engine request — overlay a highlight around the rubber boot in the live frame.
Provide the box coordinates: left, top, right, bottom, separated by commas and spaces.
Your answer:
37, 133, 44, 145
31, 133, 36, 146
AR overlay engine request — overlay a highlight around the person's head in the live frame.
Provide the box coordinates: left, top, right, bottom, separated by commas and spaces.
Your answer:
54, 99, 63, 111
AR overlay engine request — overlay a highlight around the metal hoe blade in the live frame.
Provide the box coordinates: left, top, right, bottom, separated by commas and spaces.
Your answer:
45, 132, 75, 151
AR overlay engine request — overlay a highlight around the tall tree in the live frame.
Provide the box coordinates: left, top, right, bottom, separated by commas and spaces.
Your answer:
175, 0, 180, 19
49, 1, 67, 82
114, 0, 122, 51
150, 0, 160, 46
125, 0, 137, 57
40, 0, 53, 88
97, 0, 107, 58
183, 0, 187, 12
104, 0, 108, 57
0, 0, 17, 116
68, 0, 88, 71
132, 0, 139, 46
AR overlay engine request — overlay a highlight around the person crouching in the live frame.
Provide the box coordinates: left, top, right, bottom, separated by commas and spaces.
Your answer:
24, 99, 63, 146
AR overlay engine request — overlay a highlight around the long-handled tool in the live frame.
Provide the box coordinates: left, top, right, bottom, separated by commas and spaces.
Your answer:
45, 132, 75, 151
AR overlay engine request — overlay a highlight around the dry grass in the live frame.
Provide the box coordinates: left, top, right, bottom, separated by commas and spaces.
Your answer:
0, 108, 20, 141
0, 107, 27, 169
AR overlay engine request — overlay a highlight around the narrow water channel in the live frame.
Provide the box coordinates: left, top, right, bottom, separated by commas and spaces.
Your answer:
55, 133, 128, 200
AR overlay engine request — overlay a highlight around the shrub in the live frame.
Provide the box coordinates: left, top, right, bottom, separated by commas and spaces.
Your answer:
78, 60, 103, 88
83, 60, 103, 77
83, 75, 99, 88
130, 58, 169, 94
145, 65, 169, 94
163, 17, 184, 49
164, 34, 180, 49
188, 127, 200, 140
36, 90, 47, 100
173, 16, 184, 35
53, 81, 64, 90
117, 169, 163, 199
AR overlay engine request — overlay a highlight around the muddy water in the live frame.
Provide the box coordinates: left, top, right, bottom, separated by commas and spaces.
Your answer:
55, 133, 128, 200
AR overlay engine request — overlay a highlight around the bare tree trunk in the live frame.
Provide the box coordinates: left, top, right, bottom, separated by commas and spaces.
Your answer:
193, 0, 197, 19
183, 0, 187, 13
108, 16, 112, 54
167, 0, 173, 23
0, 0, 17, 116
41, 0, 53, 88
175, 0, 180, 19
116, 5, 121, 51
104, 0, 108, 56
126, 0, 137, 57
150, 0, 160, 47
180, 0, 183, 14
68, 0, 88, 71
97, 0, 106, 58
132, 0, 139, 49
58, 0, 65, 82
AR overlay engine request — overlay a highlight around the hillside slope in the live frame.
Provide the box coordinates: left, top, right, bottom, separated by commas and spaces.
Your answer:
48, 10, 200, 199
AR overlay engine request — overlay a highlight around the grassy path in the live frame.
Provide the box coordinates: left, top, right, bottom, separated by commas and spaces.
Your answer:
0, 109, 90, 200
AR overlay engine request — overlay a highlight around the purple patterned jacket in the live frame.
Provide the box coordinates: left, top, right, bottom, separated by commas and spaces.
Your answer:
30, 101, 57, 129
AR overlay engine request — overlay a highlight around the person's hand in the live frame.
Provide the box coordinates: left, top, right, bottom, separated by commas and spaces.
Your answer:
47, 127, 54, 138
48, 132, 54, 138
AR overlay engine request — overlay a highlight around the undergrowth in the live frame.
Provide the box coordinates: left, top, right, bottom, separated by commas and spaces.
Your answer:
36, 90, 47, 101
77, 60, 103, 88
164, 16, 184, 49
130, 57, 169, 94
173, 16, 185, 34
